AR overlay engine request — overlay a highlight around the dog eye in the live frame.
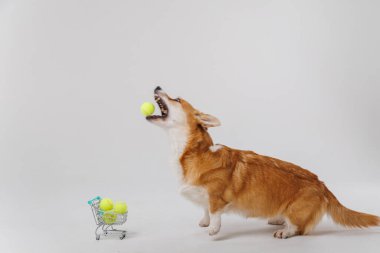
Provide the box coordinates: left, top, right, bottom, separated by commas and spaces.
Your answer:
174, 98, 181, 103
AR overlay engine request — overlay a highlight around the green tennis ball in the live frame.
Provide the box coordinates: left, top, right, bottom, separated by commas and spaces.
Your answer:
99, 198, 113, 211
140, 102, 155, 116
114, 201, 128, 214
102, 212, 117, 224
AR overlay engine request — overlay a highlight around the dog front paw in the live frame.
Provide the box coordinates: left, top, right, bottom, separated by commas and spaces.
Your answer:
273, 229, 296, 239
199, 217, 210, 227
208, 225, 220, 236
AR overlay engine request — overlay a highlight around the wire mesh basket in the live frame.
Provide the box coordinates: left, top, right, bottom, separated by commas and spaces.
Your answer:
87, 196, 128, 240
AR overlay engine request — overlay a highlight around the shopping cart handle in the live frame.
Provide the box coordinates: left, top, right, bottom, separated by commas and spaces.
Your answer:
87, 196, 101, 205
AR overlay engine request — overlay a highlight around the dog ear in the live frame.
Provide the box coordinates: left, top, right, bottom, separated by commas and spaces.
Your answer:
195, 112, 221, 128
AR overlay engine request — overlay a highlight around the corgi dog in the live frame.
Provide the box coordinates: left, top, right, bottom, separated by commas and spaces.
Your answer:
146, 86, 379, 239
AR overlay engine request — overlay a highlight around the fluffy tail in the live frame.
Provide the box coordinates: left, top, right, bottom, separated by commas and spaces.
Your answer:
324, 186, 380, 228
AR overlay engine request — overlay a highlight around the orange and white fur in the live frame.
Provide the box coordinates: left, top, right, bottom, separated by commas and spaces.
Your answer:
146, 86, 379, 239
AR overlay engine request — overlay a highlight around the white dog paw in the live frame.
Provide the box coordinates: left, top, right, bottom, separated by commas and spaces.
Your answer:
273, 229, 296, 239
208, 225, 220, 236
199, 218, 210, 227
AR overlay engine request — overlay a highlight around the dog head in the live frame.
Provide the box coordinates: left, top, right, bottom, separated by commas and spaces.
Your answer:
146, 86, 221, 131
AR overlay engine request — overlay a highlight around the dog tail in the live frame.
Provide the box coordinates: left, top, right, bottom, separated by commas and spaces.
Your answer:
324, 186, 380, 228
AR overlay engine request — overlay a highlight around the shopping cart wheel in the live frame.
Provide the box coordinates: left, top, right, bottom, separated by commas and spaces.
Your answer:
120, 232, 126, 240
96, 235, 100, 240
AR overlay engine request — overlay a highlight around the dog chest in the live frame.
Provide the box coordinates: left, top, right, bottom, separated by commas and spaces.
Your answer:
179, 184, 209, 207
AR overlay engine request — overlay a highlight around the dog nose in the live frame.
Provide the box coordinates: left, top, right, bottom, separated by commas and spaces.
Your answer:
154, 86, 162, 92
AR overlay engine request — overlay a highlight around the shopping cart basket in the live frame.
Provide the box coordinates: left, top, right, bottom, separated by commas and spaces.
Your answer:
87, 196, 127, 240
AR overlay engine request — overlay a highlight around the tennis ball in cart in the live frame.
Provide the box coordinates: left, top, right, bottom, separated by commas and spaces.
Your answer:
114, 202, 128, 214
140, 102, 155, 116
99, 198, 113, 211
102, 212, 117, 224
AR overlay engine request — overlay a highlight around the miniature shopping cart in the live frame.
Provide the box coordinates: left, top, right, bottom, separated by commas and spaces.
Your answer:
87, 196, 127, 240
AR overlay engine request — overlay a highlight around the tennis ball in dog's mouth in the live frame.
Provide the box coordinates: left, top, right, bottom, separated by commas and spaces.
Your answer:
140, 102, 155, 116
99, 198, 113, 211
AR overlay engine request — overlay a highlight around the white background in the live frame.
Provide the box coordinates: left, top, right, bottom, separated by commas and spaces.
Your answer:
1, 0, 379, 252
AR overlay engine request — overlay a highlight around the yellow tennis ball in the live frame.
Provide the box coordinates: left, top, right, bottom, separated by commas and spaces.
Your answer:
102, 212, 117, 224
140, 102, 155, 116
99, 198, 113, 211
114, 201, 128, 214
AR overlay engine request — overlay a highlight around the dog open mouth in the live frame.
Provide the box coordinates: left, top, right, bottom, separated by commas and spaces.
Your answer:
146, 90, 168, 120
